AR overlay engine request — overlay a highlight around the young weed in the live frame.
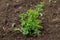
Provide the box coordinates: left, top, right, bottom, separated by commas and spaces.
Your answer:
14, 2, 45, 36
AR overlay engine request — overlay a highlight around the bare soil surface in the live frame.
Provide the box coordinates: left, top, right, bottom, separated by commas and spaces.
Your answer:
0, 0, 60, 40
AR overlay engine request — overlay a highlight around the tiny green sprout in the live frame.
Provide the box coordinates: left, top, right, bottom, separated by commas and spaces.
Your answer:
14, 2, 45, 36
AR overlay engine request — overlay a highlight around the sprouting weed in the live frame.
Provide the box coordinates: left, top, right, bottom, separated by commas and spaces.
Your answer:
14, 2, 45, 35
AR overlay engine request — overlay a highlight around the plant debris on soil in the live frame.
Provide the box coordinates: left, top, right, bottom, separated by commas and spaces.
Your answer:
0, 0, 60, 40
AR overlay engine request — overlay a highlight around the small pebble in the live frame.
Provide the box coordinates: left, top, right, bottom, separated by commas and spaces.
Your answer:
12, 23, 16, 27
6, 3, 9, 6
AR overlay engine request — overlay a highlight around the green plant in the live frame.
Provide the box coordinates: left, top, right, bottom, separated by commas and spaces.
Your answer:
14, 2, 45, 35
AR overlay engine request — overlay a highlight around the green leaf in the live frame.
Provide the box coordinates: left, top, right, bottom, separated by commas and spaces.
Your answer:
27, 9, 34, 14
34, 29, 41, 35
22, 28, 29, 35
14, 28, 21, 31
21, 20, 26, 26
37, 25, 43, 29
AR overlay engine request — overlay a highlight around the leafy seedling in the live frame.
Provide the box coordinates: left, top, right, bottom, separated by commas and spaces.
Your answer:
14, 2, 45, 36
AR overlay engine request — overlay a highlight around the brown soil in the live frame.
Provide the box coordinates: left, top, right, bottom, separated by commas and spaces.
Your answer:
0, 0, 60, 40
